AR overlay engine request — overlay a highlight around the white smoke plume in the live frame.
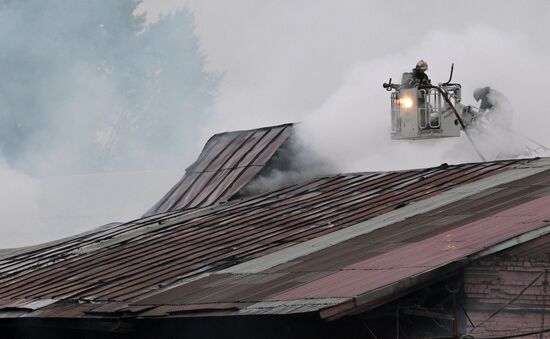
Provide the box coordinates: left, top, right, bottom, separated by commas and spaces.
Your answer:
297, 26, 550, 172
150, 0, 549, 173
0, 1, 213, 247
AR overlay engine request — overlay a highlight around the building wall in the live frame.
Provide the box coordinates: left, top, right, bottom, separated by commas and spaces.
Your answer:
464, 234, 550, 338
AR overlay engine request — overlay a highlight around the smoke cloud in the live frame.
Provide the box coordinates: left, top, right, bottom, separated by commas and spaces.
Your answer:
144, 0, 550, 173
0, 1, 217, 175
3, 0, 550, 247
0, 1, 214, 247
297, 26, 550, 172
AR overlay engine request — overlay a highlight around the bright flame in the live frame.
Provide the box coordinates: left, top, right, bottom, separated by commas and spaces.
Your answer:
400, 96, 414, 108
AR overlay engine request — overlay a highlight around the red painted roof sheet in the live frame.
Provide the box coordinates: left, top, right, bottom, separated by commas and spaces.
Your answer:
123, 167, 550, 319
272, 194, 550, 300
0, 153, 548, 320
144, 123, 293, 215
0, 160, 518, 302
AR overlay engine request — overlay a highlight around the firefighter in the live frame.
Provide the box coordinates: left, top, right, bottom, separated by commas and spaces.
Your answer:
401, 60, 431, 88
474, 87, 497, 112
473, 86, 513, 127
400, 60, 432, 127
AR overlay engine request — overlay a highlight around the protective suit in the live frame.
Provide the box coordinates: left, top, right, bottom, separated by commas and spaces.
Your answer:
473, 86, 513, 128
401, 60, 431, 88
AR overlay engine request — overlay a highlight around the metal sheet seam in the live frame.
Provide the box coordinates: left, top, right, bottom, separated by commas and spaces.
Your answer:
218, 165, 550, 274
164, 130, 250, 211
187, 164, 265, 173
1, 201, 236, 263
0, 298, 58, 311
0, 222, 122, 261
244, 298, 349, 310
468, 223, 550, 261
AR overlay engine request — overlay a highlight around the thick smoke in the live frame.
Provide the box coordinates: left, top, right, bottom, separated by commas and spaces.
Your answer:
0, 1, 217, 175
297, 26, 550, 172
0, 1, 216, 247
160, 0, 550, 173
3, 1, 550, 247
238, 132, 336, 196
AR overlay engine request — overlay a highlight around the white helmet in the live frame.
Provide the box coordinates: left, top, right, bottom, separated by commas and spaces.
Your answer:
416, 60, 428, 72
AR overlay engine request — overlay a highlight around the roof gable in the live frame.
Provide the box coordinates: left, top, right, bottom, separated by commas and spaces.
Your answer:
144, 123, 293, 216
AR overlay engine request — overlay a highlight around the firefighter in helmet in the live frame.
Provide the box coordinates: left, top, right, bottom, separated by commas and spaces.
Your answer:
402, 60, 431, 88
473, 86, 513, 128
473, 87, 495, 112
400, 60, 433, 128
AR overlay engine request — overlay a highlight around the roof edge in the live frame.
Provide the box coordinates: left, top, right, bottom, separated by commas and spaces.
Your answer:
321, 223, 550, 321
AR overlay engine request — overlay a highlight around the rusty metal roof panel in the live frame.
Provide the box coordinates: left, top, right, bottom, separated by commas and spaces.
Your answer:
145, 124, 293, 215
264, 186, 550, 304
132, 164, 550, 316
0, 156, 548, 319
136, 299, 347, 317
136, 303, 245, 317
0, 161, 532, 300
23, 303, 98, 318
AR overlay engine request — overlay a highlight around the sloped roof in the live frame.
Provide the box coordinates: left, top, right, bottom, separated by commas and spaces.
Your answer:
1, 156, 549, 320
144, 123, 293, 216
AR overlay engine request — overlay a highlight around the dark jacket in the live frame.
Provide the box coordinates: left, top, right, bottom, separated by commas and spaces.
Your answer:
474, 87, 493, 110
401, 69, 431, 88
473, 86, 513, 127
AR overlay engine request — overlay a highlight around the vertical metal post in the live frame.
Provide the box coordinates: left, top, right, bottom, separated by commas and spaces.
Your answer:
396, 305, 400, 339
447, 281, 461, 339
453, 292, 459, 339
541, 270, 548, 339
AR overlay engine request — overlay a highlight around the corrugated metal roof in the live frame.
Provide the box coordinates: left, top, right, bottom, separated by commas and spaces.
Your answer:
132, 165, 550, 320
0, 152, 549, 320
144, 123, 293, 216
0, 160, 522, 305
272, 194, 550, 299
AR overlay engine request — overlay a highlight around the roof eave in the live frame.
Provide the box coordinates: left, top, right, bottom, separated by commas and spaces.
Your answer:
320, 223, 550, 321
